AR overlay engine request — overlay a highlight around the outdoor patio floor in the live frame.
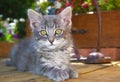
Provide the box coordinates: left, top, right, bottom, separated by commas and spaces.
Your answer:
0, 58, 120, 82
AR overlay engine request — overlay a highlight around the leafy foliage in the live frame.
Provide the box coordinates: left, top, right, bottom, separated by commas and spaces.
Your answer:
0, 17, 26, 42
99, 0, 120, 11
38, 1, 54, 14
0, 0, 35, 19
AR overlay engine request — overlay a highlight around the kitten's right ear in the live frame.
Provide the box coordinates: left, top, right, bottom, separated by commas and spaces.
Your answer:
27, 9, 42, 29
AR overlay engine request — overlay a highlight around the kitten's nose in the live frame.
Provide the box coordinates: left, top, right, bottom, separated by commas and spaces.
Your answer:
48, 37, 54, 44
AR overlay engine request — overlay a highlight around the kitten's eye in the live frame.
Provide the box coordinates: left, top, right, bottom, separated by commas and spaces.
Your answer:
55, 29, 63, 35
39, 30, 47, 36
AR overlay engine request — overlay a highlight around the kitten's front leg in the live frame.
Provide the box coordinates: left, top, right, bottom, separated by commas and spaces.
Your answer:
16, 57, 28, 71
44, 67, 78, 82
46, 68, 70, 82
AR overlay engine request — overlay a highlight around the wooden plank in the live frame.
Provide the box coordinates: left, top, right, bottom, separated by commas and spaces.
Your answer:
0, 59, 112, 82
0, 72, 40, 82
76, 66, 120, 82
71, 63, 111, 74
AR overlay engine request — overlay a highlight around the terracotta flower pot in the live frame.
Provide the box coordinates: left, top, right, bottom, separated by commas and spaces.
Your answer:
0, 42, 14, 58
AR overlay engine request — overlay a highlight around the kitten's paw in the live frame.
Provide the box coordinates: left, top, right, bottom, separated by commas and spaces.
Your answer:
47, 69, 69, 82
69, 70, 79, 78
57, 70, 69, 81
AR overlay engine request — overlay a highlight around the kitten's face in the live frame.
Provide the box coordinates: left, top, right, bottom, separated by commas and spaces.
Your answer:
28, 7, 72, 50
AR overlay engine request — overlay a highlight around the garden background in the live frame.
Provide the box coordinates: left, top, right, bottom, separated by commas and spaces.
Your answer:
0, 0, 120, 60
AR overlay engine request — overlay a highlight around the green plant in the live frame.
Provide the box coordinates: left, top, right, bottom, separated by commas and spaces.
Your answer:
37, 1, 54, 14
16, 19, 26, 38
0, 0, 35, 42
54, 0, 120, 15
0, 0, 35, 19
99, 0, 120, 11
72, 0, 95, 14
0, 17, 26, 42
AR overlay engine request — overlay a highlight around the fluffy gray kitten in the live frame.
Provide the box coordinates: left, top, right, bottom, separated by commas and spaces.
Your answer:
9, 7, 78, 82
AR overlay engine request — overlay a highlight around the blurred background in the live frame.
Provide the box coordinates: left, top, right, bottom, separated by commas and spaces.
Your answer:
0, 0, 120, 59
0, 0, 120, 42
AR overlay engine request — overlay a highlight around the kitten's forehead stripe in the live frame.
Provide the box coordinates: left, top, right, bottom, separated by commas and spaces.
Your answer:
46, 23, 55, 28
42, 16, 57, 29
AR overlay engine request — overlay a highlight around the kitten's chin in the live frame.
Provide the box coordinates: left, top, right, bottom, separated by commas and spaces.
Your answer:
47, 45, 56, 49
42, 43, 62, 51
42, 46, 56, 51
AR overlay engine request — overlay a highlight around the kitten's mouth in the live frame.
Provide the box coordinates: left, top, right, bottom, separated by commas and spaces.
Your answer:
49, 44, 55, 47
50, 43, 54, 45
48, 43, 58, 49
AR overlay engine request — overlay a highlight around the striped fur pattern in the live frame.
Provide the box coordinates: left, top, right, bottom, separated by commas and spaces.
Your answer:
9, 7, 78, 82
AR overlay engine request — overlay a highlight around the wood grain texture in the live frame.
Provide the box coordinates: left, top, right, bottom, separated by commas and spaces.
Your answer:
0, 59, 112, 82
72, 10, 120, 48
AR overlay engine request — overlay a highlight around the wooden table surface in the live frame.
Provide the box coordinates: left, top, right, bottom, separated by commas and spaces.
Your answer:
0, 59, 120, 82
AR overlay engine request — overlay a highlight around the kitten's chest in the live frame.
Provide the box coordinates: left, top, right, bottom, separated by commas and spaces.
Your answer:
39, 50, 70, 65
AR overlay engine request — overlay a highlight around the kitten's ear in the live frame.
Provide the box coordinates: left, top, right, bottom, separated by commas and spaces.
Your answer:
58, 7, 72, 27
27, 9, 42, 29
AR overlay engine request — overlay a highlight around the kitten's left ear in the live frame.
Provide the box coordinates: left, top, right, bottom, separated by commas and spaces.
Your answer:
58, 7, 72, 26
27, 9, 42, 30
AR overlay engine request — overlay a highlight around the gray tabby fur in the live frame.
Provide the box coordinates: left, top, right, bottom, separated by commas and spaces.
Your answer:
9, 7, 78, 82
